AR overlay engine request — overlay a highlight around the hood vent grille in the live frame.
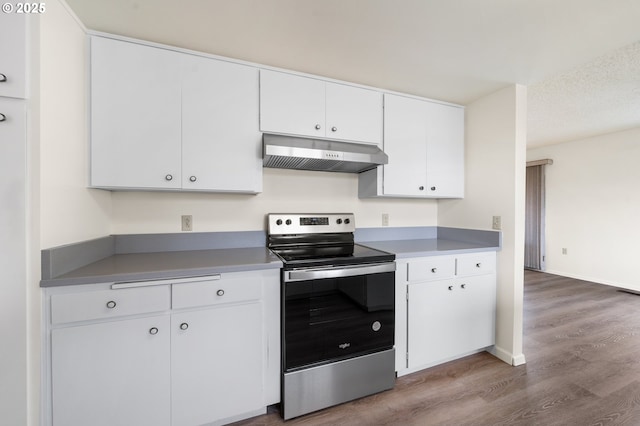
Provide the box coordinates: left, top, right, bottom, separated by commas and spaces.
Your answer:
263, 134, 388, 174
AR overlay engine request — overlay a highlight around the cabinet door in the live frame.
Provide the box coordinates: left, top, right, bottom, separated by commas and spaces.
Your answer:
425, 102, 464, 197
0, 15, 26, 98
90, 37, 181, 189
455, 274, 496, 352
259, 70, 325, 138
171, 302, 263, 425
51, 315, 171, 426
0, 97, 26, 426
182, 56, 262, 192
325, 82, 382, 145
407, 279, 462, 368
382, 94, 428, 196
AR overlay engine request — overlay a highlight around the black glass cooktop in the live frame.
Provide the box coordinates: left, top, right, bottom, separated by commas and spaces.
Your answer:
271, 243, 394, 269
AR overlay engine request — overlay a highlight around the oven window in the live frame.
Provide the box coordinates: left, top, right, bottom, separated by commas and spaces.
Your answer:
284, 271, 394, 371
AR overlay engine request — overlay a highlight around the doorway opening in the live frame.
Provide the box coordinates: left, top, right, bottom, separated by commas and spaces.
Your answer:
525, 159, 552, 271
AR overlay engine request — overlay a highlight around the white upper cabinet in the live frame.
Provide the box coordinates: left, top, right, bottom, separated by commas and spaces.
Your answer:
0, 15, 27, 99
381, 94, 429, 196
90, 36, 262, 193
359, 93, 464, 198
181, 55, 261, 193
424, 100, 465, 198
90, 37, 182, 190
260, 69, 383, 145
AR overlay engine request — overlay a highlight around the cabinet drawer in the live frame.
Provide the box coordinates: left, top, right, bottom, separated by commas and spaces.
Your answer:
457, 252, 496, 277
407, 256, 456, 282
51, 286, 170, 325
172, 275, 262, 309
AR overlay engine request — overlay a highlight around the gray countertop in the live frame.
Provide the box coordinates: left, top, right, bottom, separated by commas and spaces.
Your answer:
40, 247, 282, 287
361, 238, 499, 259
40, 227, 500, 288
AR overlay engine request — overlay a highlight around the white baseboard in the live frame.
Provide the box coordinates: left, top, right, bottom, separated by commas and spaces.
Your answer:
492, 345, 526, 366
543, 269, 640, 293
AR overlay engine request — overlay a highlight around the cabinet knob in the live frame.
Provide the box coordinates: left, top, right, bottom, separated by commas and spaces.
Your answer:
431, 268, 437, 273
106, 300, 116, 309
165, 174, 173, 181
461, 284, 466, 289
0, 73, 6, 82
419, 186, 425, 191
431, 186, 436, 191
448, 285, 454, 291
180, 322, 189, 330
331, 126, 337, 132
189, 176, 197, 182
216, 289, 225, 297
476, 263, 482, 268
149, 327, 159, 335
315, 124, 321, 130
0, 113, 5, 122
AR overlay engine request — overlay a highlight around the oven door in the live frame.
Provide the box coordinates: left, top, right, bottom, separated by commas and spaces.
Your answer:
283, 262, 395, 372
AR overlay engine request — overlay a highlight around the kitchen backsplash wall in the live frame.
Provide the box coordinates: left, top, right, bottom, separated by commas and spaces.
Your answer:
111, 167, 438, 234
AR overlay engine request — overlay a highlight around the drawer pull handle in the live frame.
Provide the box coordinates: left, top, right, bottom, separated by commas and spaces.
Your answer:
448, 285, 454, 291
315, 124, 321, 130
419, 186, 425, 191
431, 268, 437, 273
149, 327, 158, 335
461, 284, 466, 289
106, 300, 116, 309
165, 174, 173, 181
216, 289, 225, 297
0, 113, 6, 122
189, 175, 197, 182
431, 186, 436, 191
476, 263, 482, 268
180, 323, 189, 330
0, 73, 6, 82
331, 126, 337, 132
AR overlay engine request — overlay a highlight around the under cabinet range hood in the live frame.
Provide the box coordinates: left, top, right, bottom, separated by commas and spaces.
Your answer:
263, 134, 388, 173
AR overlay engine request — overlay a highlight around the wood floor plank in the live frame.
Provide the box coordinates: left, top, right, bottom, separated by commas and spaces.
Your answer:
233, 271, 640, 425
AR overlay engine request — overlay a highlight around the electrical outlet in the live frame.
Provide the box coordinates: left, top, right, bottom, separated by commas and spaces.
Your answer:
382, 213, 389, 226
562, 248, 567, 255
492, 215, 501, 230
181, 215, 193, 232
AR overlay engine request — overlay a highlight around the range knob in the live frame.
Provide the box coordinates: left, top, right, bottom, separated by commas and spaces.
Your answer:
344, 218, 350, 224
336, 219, 343, 224
275, 219, 283, 225
286, 219, 292, 225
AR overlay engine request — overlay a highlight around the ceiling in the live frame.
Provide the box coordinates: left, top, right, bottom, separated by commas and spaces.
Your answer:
64, 0, 640, 147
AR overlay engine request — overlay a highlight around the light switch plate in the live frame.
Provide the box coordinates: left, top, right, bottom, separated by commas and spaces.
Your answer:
492, 215, 501, 230
181, 215, 193, 232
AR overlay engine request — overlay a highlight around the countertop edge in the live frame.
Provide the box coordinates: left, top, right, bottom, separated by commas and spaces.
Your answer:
40, 259, 283, 288
392, 246, 500, 259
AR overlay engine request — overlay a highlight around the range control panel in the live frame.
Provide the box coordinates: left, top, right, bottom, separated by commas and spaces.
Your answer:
268, 213, 355, 235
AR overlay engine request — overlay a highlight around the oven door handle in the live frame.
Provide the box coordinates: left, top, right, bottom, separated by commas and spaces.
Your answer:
285, 262, 396, 282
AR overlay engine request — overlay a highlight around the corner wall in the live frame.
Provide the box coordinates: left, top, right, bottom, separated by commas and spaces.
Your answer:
527, 127, 640, 290
39, 0, 112, 249
439, 85, 527, 366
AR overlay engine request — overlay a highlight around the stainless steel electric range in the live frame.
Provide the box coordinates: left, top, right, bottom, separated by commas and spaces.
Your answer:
267, 213, 396, 420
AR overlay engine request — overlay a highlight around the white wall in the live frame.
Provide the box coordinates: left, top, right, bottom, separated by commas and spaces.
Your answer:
439, 85, 527, 366
112, 167, 438, 234
39, 0, 112, 249
527, 127, 640, 291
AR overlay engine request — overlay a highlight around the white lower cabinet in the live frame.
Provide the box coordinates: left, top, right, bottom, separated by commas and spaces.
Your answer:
52, 315, 171, 426
45, 269, 280, 426
171, 303, 263, 426
396, 252, 496, 376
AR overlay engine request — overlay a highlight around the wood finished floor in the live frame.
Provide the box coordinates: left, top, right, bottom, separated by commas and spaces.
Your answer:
234, 271, 640, 425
